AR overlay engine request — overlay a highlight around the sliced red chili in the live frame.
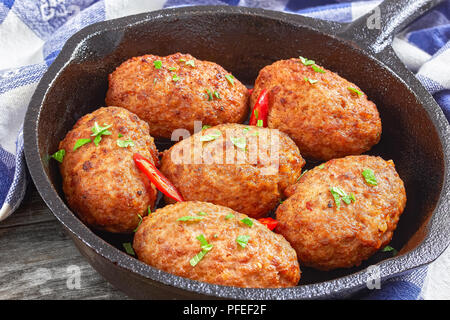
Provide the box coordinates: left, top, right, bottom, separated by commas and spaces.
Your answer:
133, 153, 184, 202
248, 88, 253, 95
258, 217, 278, 231
249, 89, 269, 127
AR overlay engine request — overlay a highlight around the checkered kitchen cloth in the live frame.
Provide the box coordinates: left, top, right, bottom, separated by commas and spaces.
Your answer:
1, 0, 449, 300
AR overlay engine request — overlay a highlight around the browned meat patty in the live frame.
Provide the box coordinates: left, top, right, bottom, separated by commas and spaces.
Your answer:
251, 58, 382, 161
276, 155, 406, 271
58, 106, 159, 233
159, 123, 305, 218
106, 52, 249, 139
133, 201, 300, 288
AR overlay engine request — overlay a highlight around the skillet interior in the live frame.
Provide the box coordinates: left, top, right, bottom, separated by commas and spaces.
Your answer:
26, 7, 448, 299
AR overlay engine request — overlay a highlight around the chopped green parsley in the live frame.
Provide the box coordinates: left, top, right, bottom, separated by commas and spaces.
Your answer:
225, 74, 235, 86
200, 130, 221, 142
123, 242, 135, 255
299, 56, 315, 66
348, 87, 363, 96
185, 60, 195, 67
134, 214, 143, 232
117, 139, 134, 148
382, 245, 398, 256
240, 217, 253, 227
230, 136, 246, 150
329, 186, 356, 210
153, 60, 162, 69
225, 213, 234, 220
190, 234, 213, 267
362, 169, 378, 186
236, 235, 250, 248
91, 122, 112, 146
304, 77, 318, 84
50, 149, 65, 163
73, 138, 91, 151
177, 216, 204, 222
312, 65, 326, 73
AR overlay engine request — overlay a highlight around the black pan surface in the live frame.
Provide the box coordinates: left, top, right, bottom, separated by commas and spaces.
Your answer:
24, 0, 450, 299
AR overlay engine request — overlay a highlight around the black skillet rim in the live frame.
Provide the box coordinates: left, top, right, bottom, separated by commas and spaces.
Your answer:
24, 6, 450, 299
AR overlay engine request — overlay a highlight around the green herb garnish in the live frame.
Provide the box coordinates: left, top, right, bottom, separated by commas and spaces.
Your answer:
348, 87, 363, 96
91, 122, 112, 146
118, 133, 123, 138
147, 206, 152, 215
382, 245, 398, 256
362, 169, 378, 186
299, 56, 315, 66
304, 77, 318, 84
297, 169, 308, 181
190, 235, 213, 267
240, 217, 253, 227
172, 74, 180, 82
73, 138, 91, 151
154, 60, 162, 69
329, 186, 356, 210
202, 125, 211, 130
190, 250, 208, 267
230, 136, 246, 150
123, 242, 135, 255
213, 91, 221, 99
205, 89, 213, 101
168, 66, 178, 71
318, 164, 325, 169
256, 119, 263, 127
236, 235, 250, 248
134, 214, 143, 232
117, 139, 134, 148
185, 60, 195, 67
312, 65, 326, 73
50, 149, 65, 163
225, 213, 234, 220
200, 130, 221, 142
197, 211, 208, 216
225, 74, 235, 86
177, 216, 204, 222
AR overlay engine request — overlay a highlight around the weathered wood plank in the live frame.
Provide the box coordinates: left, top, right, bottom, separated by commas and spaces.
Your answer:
0, 185, 55, 229
0, 186, 128, 300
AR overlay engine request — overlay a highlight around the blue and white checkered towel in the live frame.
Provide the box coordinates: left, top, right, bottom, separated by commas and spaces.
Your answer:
1, 0, 449, 300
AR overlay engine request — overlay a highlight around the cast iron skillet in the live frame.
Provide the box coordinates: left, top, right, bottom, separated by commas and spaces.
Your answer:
24, 0, 450, 299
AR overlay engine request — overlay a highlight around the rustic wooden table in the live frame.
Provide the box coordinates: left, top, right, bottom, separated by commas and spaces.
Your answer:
0, 183, 128, 300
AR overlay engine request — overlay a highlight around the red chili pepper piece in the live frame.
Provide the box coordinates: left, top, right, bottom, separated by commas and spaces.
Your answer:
248, 88, 253, 95
133, 153, 184, 202
258, 217, 278, 231
249, 89, 269, 127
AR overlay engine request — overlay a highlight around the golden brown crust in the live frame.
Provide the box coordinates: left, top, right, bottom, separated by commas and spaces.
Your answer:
59, 106, 159, 233
251, 58, 382, 161
276, 155, 406, 270
133, 201, 300, 288
106, 53, 249, 138
159, 123, 305, 218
